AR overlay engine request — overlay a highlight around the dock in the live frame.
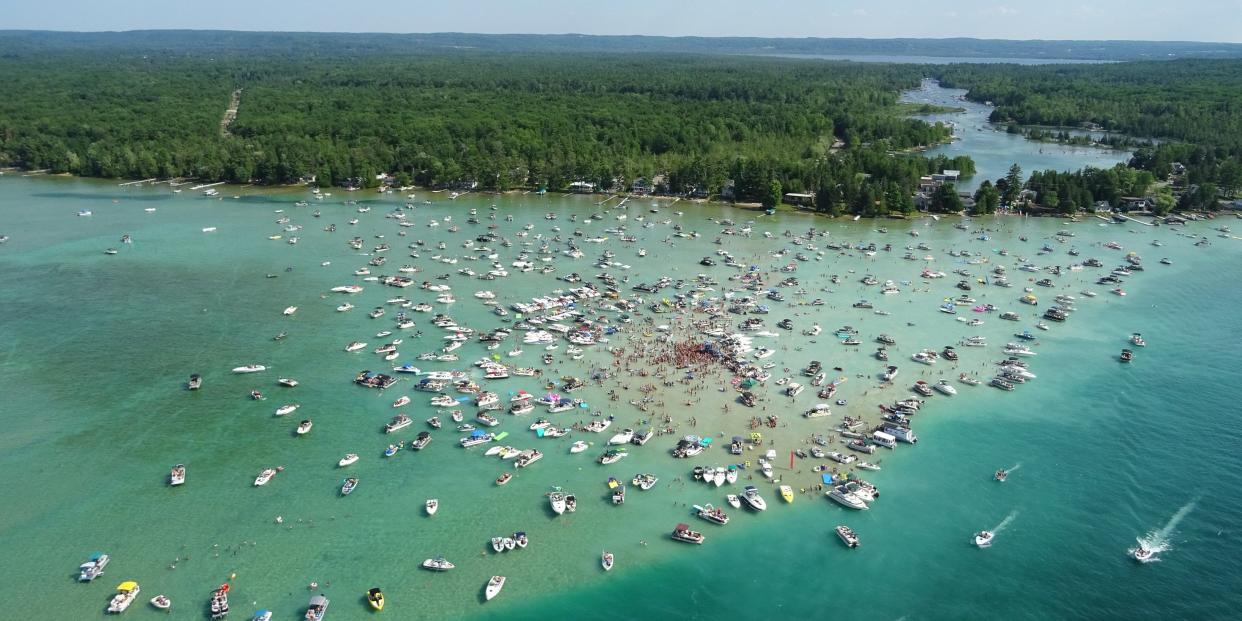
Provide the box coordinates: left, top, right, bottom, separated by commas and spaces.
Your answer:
118, 178, 157, 186
191, 182, 226, 191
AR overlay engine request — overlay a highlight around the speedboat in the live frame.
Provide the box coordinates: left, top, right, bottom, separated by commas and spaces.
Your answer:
340, 477, 358, 496
169, 464, 186, 486
366, 588, 384, 611
602, 551, 614, 571
1133, 544, 1156, 563
275, 403, 299, 416
296, 419, 313, 435
836, 525, 860, 548
779, 485, 794, 503
338, 453, 359, 467
150, 595, 172, 610
974, 530, 994, 547
252, 610, 273, 621
422, 556, 455, 571
254, 468, 278, 486
607, 428, 634, 445
232, 364, 266, 374
726, 494, 742, 509
484, 576, 506, 601
108, 581, 140, 613
548, 491, 567, 515
934, 380, 957, 395
569, 441, 589, 454
995, 469, 1007, 482
425, 498, 439, 516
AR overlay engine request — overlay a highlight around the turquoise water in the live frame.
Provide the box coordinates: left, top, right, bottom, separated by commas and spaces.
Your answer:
2, 174, 1240, 620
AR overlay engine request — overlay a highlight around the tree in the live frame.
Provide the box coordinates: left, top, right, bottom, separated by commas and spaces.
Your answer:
762, 180, 782, 209
929, 183, 964, 213
1002, 163, 1023, 205
973, 180, 1000, 214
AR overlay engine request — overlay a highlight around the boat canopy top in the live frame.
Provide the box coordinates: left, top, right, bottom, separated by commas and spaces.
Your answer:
117, 581, 138, 591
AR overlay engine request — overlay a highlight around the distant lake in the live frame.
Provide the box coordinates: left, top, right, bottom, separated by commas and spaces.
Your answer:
753, 53, 1113, 65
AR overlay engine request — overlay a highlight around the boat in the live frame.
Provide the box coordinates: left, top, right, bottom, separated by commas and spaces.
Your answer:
210, 583, 230, 619
694, 503, 729, 525
974, 530, 994, 547
631, 473, 659, 490
739, 485, 767, 511
484, 576, 506, 601
366, 588, 384, 612
608, 428, 635, 445
836, 525, 860, 548
1131, 333, 1147, 347
338, 453, 359, 467
995, 469, 1007, 482
150, 595, 171, 610
827, 485, 869, 510
726, 494, 741, 509
169, 464, 186, 486
495, 472, 513, 485
670, 523, 705, 544
108, 581, 140, 613
601, 551, 614, 572
78, 552, 109, 582
425, 498, 439, 515
569, 441, 589, 454
779, 485, 794, 503
1120, 348, 1133, 362
278, 377, 299, 387
254, 468, 278, 486
232, 365, 266, 374
934, 380, 957, 395
421, 556, 455, 571
857, 461, 881, 471
384, 414, 412, 433
296, 419, 313, 435
187, 374, 203, 390
1133, 545, 1155, 563
392, 395, 411, 408
304, 594, 328, 621
340, 477, 358, 496
252, 611, 272, 621
283, 306, 297, 316
275, 403, 299, 416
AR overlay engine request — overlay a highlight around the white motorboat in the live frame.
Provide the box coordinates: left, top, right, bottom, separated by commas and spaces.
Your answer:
608, 428, 634, 445
232, 364, 266, 374
548, 491, 567, 515
253, 468, 278, 486
934, 380, 957, 395
78, 552, 109, 582
569, 441, 589, 454
422, 556, 455, 571
169, 464, 186, 486
150, 594, 172, 610
827, 485, 869, 510
974, 530, 994, 547
739, 485, 767, 511
338, 453, 359, 467
836, 525, 860, 548
726, 494, 741, 509
602, 551, 614, 572
425, 498, 439, 516
275, 403, 299, 416
295, 419, 313, 435
283, 306, 297, 316
484, 576, 506, 601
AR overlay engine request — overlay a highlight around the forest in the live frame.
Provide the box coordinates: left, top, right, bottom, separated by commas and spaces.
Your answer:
936, 59, 1242, 208
0, 45, 968, 208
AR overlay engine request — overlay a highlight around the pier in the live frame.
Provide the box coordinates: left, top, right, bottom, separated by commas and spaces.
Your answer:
118, 178, 157, 186
190, 182, 227, 191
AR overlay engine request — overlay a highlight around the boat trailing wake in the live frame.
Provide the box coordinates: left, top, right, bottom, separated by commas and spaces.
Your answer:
1132, 499, 1196, 562
1005, 463, 1021, 474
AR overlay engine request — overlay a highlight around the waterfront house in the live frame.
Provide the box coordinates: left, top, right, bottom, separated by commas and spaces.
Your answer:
783, 192, 815, 208
568, 181, 596, 193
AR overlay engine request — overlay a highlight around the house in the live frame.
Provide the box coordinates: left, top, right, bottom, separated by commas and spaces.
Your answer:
783, 192, 815, 207
1093, 201, 1113, 214
720, 180, 736, 201
568, 181, 596, 194
631, 178, 653, 195
1170, 162, 1187, 175
932, 170, 960, 183
918, 176, 938, 193
1119, 196, 1154, 211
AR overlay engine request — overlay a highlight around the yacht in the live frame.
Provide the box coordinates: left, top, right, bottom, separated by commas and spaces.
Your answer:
422, 556, 455, 571
934, 380, 957, 395
827, 485, 869, 510
275, 403, 299, 416
232, 364, 266, 374
739, 485, 767, 511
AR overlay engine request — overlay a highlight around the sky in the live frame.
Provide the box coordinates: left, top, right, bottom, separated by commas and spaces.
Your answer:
6, 0, 1242, 43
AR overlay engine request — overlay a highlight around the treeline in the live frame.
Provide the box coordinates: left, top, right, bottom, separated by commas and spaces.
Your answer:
936, 60, 1242, 202
0, 48, 965, 202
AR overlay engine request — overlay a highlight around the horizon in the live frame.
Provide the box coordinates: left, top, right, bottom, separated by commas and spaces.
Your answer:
5, 0, 1242, 44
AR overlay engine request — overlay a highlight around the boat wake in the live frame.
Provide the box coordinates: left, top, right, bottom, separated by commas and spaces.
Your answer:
991, 510, 1019, 537
1131, 499, 1196, 562
1005, 463, 1021, 474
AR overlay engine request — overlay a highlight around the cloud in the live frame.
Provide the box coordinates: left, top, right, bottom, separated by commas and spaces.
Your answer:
851, 8, 868, 16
